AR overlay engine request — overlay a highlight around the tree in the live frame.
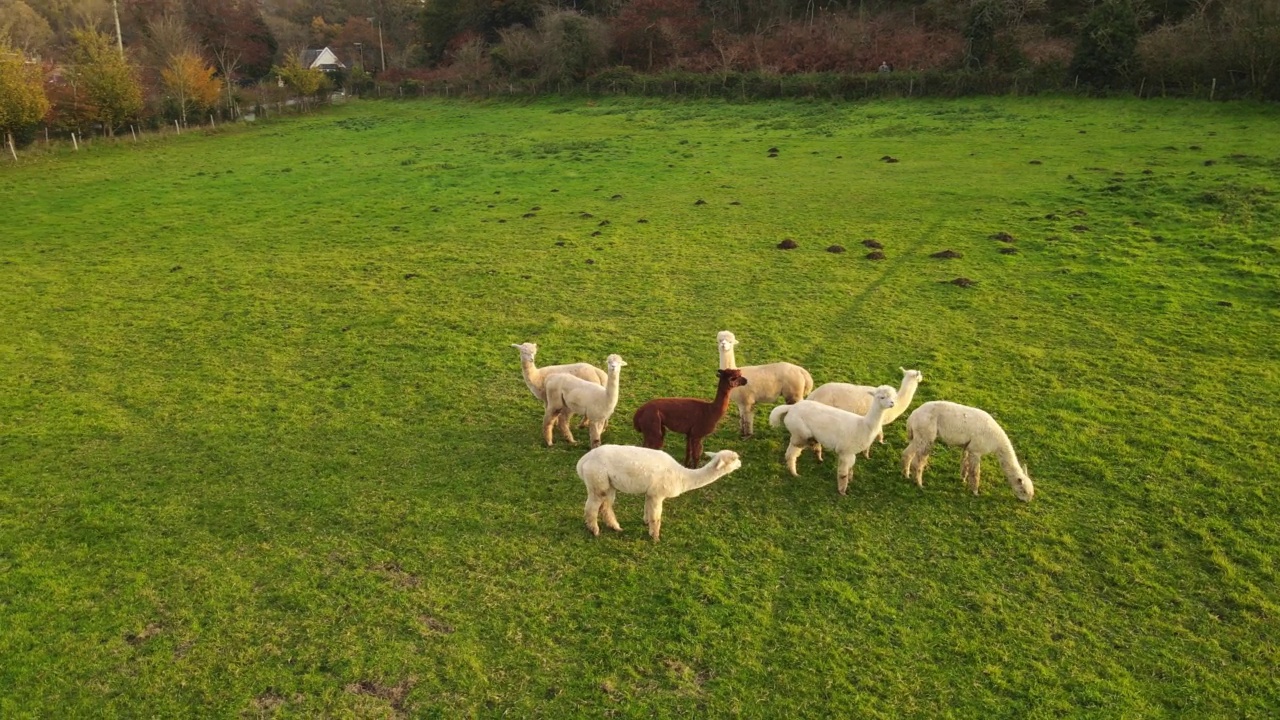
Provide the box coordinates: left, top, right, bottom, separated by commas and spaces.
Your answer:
611, 0, 704, 72
161, 50, 221, 125
0, 44, 50, 157
185, 0, 278, 81
274, 50, 329, 108
1070, 0, 1141, 87
68, 29, 143, 136
0, 0, 55, 56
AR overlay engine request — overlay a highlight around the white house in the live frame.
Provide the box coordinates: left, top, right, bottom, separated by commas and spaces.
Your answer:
301, 47, 345, 73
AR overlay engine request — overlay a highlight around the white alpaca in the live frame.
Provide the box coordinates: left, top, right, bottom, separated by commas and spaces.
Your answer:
512, 342, 607, 430
577, 446, 743, 542
901, 401, 1034, 502
542, 354, 626, 448
717, 331, 813, 437
806, 367, 924, 460
768, 386, 897, 495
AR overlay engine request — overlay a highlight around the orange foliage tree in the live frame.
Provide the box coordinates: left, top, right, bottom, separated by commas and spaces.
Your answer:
161, 51, 223, 126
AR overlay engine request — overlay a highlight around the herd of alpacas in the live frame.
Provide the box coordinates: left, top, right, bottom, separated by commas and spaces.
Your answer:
512, 331, 1034, 542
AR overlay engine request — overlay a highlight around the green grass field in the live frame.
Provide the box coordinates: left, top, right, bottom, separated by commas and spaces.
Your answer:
2, 96, 1278, 716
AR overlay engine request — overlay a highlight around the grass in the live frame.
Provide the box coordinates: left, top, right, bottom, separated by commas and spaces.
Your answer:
1, 96, 1278, 717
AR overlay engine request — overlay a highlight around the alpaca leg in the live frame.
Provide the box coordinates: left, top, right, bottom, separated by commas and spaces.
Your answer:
738, 400, 754, 438
808, 439, 824, 463
878, 428, 886, 445
964, 451, 982, 495
601, 488, 622, 532
685, 436, 704, 468
914, 453, 931, 488
558, 412, 576, 444
785, 440, 805, 477
542, 408, 558, 447
643, 495, 653, 529
836, 454, 857, 496
584, 493, 605, 536
648, 498, 665, 542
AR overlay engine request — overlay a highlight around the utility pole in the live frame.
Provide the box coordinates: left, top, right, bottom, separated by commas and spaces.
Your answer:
112, 0, 124, 57
377, 18, 386, 72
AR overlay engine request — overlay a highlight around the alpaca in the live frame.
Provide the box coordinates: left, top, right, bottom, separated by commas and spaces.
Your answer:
542, 354, 626, 448
901, 401, 1034, 501
768, 386, 896, 495
805, 367, 924, 460
578, 446, 743, 542
512, 342, 607, 429
717, 331, 813, 437
632, 369, 747, 468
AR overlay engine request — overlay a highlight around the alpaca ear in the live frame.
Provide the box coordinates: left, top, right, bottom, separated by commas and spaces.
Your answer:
1022, 463, 1030, 477
899, 366, 906, 373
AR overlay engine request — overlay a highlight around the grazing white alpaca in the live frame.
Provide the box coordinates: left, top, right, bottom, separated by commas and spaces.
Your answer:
542, 354, 626, 448
577, 446, 743, 542
768, 386, 897, 495
806, 367, 924, 460
717, 331, 813, 437
901, 401, 1034, 502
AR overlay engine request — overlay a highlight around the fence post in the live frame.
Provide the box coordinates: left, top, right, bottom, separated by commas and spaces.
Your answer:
1210, 77, 1216, 101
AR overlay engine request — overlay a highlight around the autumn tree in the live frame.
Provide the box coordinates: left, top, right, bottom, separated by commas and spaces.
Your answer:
0, 44, 50, 156
0, 0, 55, 55
185, 0, 278, 81
68, 29, 143, 136
274, 50, 329, 109
161, 50, 221, 125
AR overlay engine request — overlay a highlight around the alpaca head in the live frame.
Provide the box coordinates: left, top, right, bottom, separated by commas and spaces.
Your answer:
899, 367, 924, 385
606, 354, 627, 372
511, 342, 537, 361
871, 385, 897, 409
1011, 463, 1034, 502
702, 450, 742, 474
716, 331, 738, 353
717, 368, 747, 388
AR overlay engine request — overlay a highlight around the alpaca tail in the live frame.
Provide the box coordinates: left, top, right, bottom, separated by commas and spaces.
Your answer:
769, 404, 793, 428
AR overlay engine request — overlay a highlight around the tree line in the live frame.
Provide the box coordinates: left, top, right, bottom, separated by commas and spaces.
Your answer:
1, 0, 1278, 151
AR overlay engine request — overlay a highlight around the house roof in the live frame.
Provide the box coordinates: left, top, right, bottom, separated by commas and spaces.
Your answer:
300, 47, 346, 70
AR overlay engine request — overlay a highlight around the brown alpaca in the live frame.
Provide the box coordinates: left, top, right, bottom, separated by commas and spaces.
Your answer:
632, 369, 748, 468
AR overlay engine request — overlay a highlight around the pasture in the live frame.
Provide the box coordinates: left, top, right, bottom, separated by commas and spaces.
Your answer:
1, 96, 1278, 716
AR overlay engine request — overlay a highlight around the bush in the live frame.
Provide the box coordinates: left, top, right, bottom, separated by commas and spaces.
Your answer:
1070, 0, 1140, 87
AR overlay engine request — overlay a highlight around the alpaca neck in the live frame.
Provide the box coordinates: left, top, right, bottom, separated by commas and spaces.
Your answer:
711, 378, 734, 413
519, 355, 539, 383
676, 462, 729, 495
896, 376, 921, 407
863, 401, 890, 429
995, 436, 1022, 480
600, 368, 622, 415
719, 346, 737, 370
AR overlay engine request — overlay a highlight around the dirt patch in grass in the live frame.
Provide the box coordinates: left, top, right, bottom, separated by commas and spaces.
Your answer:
580, 212, 594, 218
610, 194, 623, 199
882, 156, 900, 163
931, 249, 962, 259
694, 199, 706, 205
1068, 209, 1088, 217
1072, 224, 1091, 232
1029, 160, 1043, 165
862, 239, 883, 249
826, 245, 846, 253
522, 212, 536, 218
777, 239, 798, 250
125, 623, 162, 646
999, 247, 1020, 255
345, 678, 415, 713
636, 218, 648, 223
866, 251, 886, 260
420, 615, 456, 634
991, 232, 1016, 242
946, 277, 976, 287
591, 231, 601, 237
729, 200, 741, 205
373, 562, 421, 587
